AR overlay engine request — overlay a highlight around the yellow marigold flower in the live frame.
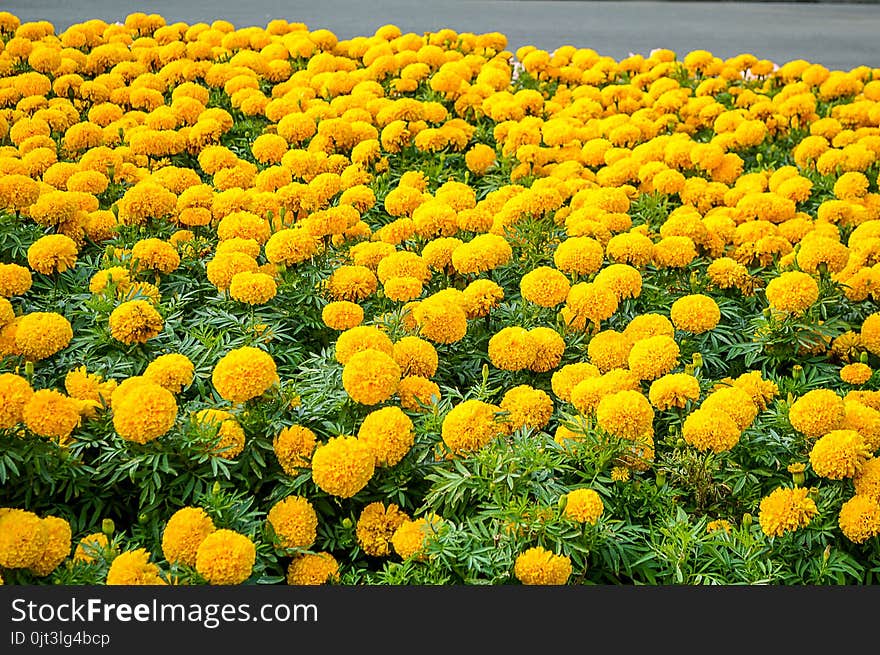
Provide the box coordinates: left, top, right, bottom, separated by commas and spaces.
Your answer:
0, 173, 40, 212
652, 235, 697, 268
838, 495, 880, 544
0, 509, 47, 569
563, 488, 604, 524
500, 385, 554, 431
553, 236, 605, 275
441, 399, 508, 454
206, 251, 259, 292
701, 386, 758, 431
627, 335, 680, 381
130, 238, 180, 275
514, 546, 572, 585
527, 326, 566, 373
863, 313, 880, 357
383, 276, 423, 302
195, 529, 256, 585
611, 466, 631, 482
143, 353, 194, 394
622, 313, 675, 343
488, 326, 538, 372
263, 228, 320, 267
89, 266, 130, 295
397, 375, 441, 411
854, 458, 880, 501
311, 435, 376, 498
606, 232, 655, 268
273, 425, 317, 474
23, 389, 81, 442
326, 265, 378, 302
212, 346, 278, 404
228, 271, 277, 305
391, 514, 444, 561
108, 300, 164, 345
64, 366, 115, 413
551, 362, 601, 403
112, 381, 177, 444
73, 533, 109, 564
322, 301, 364, 331
729, 370, 779, 411
0, 263, 32, 298
520, 266, 571, 308
834, 171, 870, 201
648, 373, 701, 410
162, 507, 216, 567
841, 363, 873, 385
287, 552, 340, 585
334, 325, 394, 365
788, 388, 845, 438
357, 406, 414, 467
106, 549, 166, 585
392, 336, 438, 378
15, 311, 72, 361
809, 429, 872, 480
26, 234, 78, 275
593, 263, 643, 302
758, 486, 818, 538
117, 181, 177, 226
193, 409, 246, 459
461, 278, 504, 319
0, 373, 33, 429
268, 496, 318, 550
451, 233, 512, 274
587, 330, 631, 373
29, 515, 72, 577
765, 270, 819, 315
0, 297, 12, 329
596, 389, 654, 440
412, 294, 469, 344
562, 281, 619, 329
342, 348, 400, 405
683, 407, 742, 453
356, 502, 410, 557
464, 143, 496, 175
670, 294, 721, 334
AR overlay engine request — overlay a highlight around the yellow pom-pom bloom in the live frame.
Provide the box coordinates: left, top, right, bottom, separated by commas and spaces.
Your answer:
0, 263, 33, 298
273, 425, 317, 474
27, 234, 78, 274
73, 533, 109, 564
0, 509, 48, 569
29, 516, 72, 577
520, 266, 571, 307
109, 300, 164, 345
838, 495, 880, 544
441, 399, 507, 454
758, 486, 819, 537
321, 301, 364, 330
268, 496, 318, 549
596, 390, 654, 441
627, 335, 680, 381
391, 514, 444, 561
788, 389, 845, 438
670, 294, 721, 334
212, 346, 278, 403
287, 552, 340, 585
14, 311, 72, 360
112, 381, 177, 444
841, 363, 873, 386
765, 270, 819, 315
195, 529, 256, 585
809, 429, 872, 480
488, 326, 538, 371
514, 546, 572, 585
500, 385, 554, 431
587, 330, 632, 373
356, 502, 410, 557
229, 271, 277, 305
682, 407, 742, 453
341, 348, 401, 405
162, 507, 216, 566
22, 389, 81, 442
701, 386, 758, 431
357, 406, 415, 466
648, 373, 701, 410
334, 325, 394, 365
106, 549, 166, 585
143, 353, 194, 394
392, 336, 438, 378
563, 488, 604, 524
0, 373, 33, 429
311, 435, 376, 498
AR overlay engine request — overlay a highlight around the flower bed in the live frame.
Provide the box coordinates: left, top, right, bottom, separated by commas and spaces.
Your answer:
1, 11, 880, 586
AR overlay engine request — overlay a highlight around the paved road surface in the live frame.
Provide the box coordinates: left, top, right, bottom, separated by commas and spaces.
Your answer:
5, 1, 880, 71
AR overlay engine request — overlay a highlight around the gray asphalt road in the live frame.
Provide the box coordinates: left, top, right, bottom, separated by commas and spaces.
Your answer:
4, 1, 880, 71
